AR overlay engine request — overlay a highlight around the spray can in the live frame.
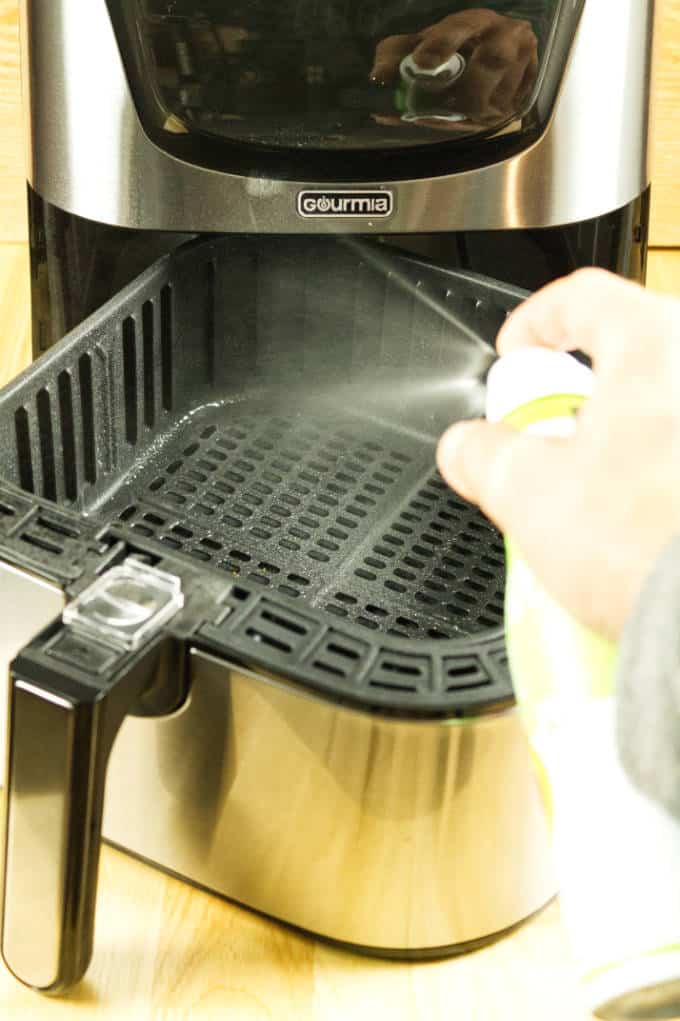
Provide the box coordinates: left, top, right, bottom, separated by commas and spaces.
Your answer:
486, 347, 680, 1020
395, 52, 467, 123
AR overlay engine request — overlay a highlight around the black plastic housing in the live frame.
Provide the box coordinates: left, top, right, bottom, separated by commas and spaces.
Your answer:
28, 187, 650, 357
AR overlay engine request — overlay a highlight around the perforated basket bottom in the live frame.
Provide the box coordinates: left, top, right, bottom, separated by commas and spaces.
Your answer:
103, 400, 506, 641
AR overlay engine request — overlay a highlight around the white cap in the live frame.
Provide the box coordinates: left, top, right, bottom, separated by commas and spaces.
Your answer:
400, 52, 466, 81
486, 348, 594, 424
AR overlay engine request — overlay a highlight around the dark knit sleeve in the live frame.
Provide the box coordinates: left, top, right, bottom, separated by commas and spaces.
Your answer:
616, 534, 680, 822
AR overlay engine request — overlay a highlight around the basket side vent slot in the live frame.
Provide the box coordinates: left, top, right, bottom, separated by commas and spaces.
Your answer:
369, 652, 432, 693
442, 656, 489, 692
20, 531, 62, 556
58, 371, 78, 502
205, 259, 216, 383
14, 406, 34, 493
142, 300, 155, 429
160, 284, 173, 411
78, 353, 97, 484
122, 316, 138, 446
242, 601, 315, 656
36, 389, 56, 502
311, 632, 369, 680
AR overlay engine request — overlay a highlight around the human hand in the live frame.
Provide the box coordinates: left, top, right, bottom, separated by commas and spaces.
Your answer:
370, 8, 538, 127
437, 269, 680, 640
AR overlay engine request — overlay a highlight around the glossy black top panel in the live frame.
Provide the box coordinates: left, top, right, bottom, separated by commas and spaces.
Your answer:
106, 0, 583, 179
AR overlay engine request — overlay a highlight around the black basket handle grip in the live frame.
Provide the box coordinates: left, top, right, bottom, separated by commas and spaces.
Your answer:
1, 562, 186, 992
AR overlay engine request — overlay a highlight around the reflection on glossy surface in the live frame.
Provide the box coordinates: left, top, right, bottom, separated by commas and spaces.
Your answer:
103, 649, 556, 952
120, 1, 554, 149
0, 562, 65, 785
0, 565, 66, 987
376, 9, 539, 132
3, 684, 75, 991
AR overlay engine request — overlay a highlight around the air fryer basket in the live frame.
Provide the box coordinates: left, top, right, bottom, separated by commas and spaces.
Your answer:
0, 235, 525, 714
0, 235, 528, 992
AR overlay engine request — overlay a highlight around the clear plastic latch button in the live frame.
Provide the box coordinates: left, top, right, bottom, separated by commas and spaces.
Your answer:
62, 559, 185, 651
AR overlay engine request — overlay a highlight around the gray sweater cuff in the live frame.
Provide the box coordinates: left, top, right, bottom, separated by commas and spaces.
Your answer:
616, 534, 680, 822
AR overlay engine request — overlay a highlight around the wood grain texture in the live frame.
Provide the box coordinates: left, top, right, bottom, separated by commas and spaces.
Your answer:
0, 246, 587, 1020
0, 2, 679, 242
651, 0, 680, 245
0, 0, 26, 244
0, 242, 28, 385
0, 244, 679, 1017
0, 837, 590, 1020
647, 248, 680, 294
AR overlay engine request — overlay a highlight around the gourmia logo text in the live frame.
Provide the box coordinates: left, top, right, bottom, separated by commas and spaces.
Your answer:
297, 191, 394, 218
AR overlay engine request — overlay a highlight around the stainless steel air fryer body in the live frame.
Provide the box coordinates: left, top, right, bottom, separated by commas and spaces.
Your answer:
105, 652, 555, 954
22, 0, 652, 233
0, 572, 554, 981
0, 0, 655, 994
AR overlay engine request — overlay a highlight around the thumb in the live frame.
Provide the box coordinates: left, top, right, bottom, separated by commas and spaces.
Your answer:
437, 420, 572, 543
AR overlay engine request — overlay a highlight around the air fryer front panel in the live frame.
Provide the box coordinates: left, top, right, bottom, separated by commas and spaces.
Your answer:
22, 0, 653, 232
104, 0, 580, 179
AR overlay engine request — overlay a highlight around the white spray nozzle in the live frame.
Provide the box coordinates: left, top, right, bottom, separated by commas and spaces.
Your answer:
486, 348, 594, 424
399, 52, 466, 84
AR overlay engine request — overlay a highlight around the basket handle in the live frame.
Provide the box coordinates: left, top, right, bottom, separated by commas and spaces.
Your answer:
1, 562, 185, 992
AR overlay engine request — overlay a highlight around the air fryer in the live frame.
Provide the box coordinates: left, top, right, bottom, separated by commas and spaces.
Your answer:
1, 0, 654, 994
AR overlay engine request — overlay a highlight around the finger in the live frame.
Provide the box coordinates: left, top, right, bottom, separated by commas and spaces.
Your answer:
496, 268, 651, 366
490, 65, 529, 117
451, 22, 535, 118
491, 38, 538, 114
455, 42, 516, 116
516, 47, 539, 104
411, 24, 481, 70
411, 8, 512, 70
437, 420, 572, 544
472, 27, 521, 72
371, 33, 419, 83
